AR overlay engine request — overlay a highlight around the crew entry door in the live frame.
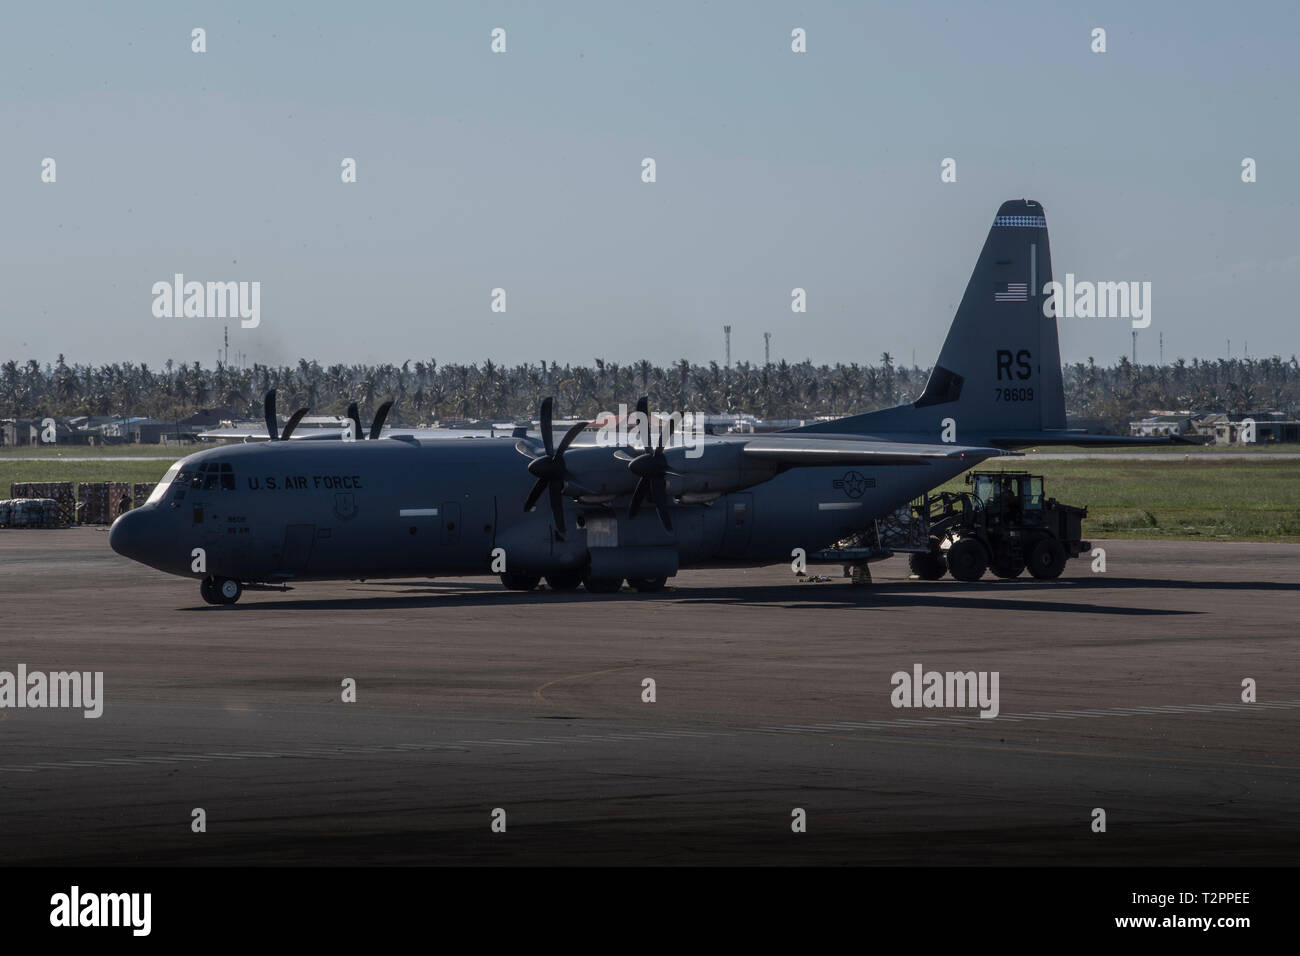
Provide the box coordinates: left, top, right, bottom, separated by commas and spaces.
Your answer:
281, 524, 316, 574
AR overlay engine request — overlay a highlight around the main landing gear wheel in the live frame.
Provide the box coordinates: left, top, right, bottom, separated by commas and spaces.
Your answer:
583, 575, 624, 594
500, 572, 541, 591
199, 577, 219, 605
545, 571, 583, 591
1027, 537, 1067, 580
946, 538, 988, 582
629, 576, 667, 593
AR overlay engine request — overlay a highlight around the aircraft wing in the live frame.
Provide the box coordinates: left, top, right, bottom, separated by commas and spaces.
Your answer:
740, 437, 1015, 467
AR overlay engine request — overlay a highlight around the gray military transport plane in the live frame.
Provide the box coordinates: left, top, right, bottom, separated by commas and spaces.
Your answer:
111, 199, 1163, 604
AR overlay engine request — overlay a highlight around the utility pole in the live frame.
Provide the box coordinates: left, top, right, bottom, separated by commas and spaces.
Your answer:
764, 332, 771, 366
1159, 331, 1163, 365
224, 325, 229, 366
1132, 330, 1137, 364
723, 325, 732, 368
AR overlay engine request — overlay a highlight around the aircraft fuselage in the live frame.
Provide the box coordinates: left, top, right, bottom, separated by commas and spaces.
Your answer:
109, 436, 970, 584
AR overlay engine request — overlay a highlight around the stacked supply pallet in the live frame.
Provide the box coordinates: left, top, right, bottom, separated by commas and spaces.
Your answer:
9, 482, 75, 524
107, 481, 132, 522
0, 498, 61, 528
132, 482, 156, 508
77, 481, 134, 524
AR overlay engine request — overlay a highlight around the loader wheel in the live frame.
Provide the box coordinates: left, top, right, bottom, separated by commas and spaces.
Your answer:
990, 556, 1025, 579
909, 542, 947, 581
946, 538, 988, 582
1027, 537, 1067, 580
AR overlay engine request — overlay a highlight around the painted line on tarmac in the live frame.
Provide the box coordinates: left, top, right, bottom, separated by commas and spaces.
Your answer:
757, 699, 1300, 737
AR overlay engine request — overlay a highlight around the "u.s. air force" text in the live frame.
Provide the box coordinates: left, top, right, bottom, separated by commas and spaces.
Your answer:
246, 474, 364, 490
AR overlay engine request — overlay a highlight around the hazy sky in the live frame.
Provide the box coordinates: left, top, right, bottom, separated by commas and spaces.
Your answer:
3, 1, 1296, 370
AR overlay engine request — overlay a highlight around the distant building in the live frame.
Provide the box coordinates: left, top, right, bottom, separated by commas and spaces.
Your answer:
96, 417, 172, 444
1252, 419, 1300, 443
1190, 411, 1300, 444
0, 418, 76, 446
1, 419, 32, 446
1129, 412, 1193, 437
128, 420, 173, 444
180, 407, 239, 428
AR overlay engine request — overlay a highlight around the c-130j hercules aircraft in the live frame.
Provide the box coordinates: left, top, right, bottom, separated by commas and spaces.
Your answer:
111, 200, 1164, 604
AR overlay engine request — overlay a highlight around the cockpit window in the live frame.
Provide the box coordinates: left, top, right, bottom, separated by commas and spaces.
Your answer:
145, 463, 183, 504
182, 461, 237, 492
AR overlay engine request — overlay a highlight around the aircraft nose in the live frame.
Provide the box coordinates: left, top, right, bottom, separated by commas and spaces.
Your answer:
109, 509, 148, 562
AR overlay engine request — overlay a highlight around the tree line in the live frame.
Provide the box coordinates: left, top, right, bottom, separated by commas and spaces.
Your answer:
2, 353, 1297, 429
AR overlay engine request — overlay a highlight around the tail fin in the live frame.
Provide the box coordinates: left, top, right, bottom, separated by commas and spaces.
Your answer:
797, 199, 1067, 442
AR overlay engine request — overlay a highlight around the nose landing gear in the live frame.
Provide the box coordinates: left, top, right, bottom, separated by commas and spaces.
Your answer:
200, 576, 243, 605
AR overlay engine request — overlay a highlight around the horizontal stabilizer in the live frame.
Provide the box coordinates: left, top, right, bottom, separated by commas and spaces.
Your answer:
988, 431, 1196, 449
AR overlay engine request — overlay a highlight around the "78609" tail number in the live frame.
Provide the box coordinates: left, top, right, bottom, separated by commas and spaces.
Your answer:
994, 387, 1035, 402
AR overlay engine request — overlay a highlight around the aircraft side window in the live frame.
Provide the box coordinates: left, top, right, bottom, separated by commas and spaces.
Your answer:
220, 463, 235, 491
203, 471, 221, 491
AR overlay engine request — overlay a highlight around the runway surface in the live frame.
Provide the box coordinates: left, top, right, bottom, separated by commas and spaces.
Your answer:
1, 529, 1296, 865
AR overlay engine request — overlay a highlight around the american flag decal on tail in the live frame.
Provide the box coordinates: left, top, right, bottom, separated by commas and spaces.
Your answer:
994, 281, 1028, 302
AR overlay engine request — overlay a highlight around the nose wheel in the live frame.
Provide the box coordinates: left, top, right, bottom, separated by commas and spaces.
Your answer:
200, 576, 243, 605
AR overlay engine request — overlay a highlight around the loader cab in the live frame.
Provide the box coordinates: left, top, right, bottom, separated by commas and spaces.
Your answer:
970, 472, 1043, 525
